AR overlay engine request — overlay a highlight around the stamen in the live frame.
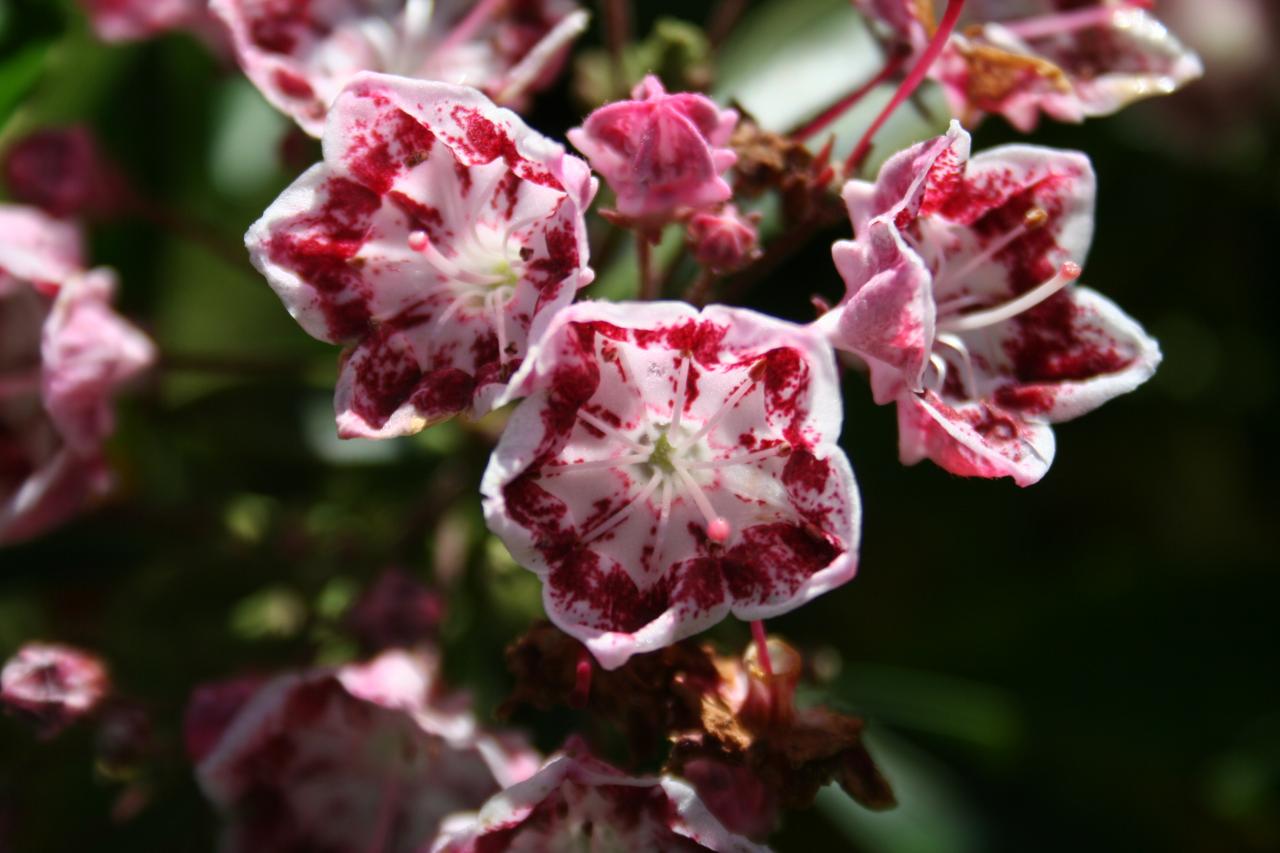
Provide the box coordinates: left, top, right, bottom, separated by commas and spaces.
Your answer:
846, 0, 968, 173
939, 206, 1047, 289
394, 0, 437, 72
433, 288, 485, 329
488, 287, 509, 362
650, 478, 674, 570
669, 356, 691, 434
436, 0, 504, 56
673, 464, 731, 544
791, 48, 909, 142
569, 646, 592, 709
494, 10, 592, 105
408, 230, 429, 252
577, 410, 646, 452
410, 230, 508, 287
934, 332, 978, 398
679, 374, 756, 451
750, 620, 774, 678
925, 352, 949, 392
542, 452, 650, 474
582, 471, 663, 544
685, 444, 788, 470
938, 261, 1080, 333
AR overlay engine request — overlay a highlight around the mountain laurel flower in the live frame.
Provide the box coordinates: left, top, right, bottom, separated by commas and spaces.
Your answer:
246, 73, 597, 439
686, 205, 761, 273
855, 0, 1202, 131
568, 75, 739, 224
0, 642, 110, 736
211, 0, 589, 137
193, 648, 539, 853
432, 739, 767, 852
482, 301, 860, 670
1, 206, 155, 545
818, 122, 1160, 486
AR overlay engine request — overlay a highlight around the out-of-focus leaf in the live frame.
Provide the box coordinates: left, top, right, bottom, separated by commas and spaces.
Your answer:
0, 40, 51, 132
716, 0, 948, 173
209, 78, 292, 197
813, 729, 986, 853
230, 586, 307, 640
835, 663, 1024, 757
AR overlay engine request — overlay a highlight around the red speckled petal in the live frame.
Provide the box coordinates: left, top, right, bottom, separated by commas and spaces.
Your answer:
0, 205, 83, 291
898, 390, 1056, 487
431, 746, 768, 853
959, 284, 1162, 423
827, 218, 935, 403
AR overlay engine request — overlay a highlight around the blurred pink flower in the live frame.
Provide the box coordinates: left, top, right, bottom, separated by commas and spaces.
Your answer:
78, 0, 208, 41
568, 75, 739, 224
193, 648, 538, 853
211, 0, 589, 136
856, 0, 1202, 130
2, 126, 132, 220
246, 72, 595, 438
432, 738, 767, 852
819, 122, 1160, 485
0, 642, 110, 736
686, 205, 760, 273
346, 568, 445, 652
1, 206, 154, 545
482, 301, 859, 669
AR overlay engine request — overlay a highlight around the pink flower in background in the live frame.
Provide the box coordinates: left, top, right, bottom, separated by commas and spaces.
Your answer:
246, 73, 596, 438
2, 126, 132, 220
432, 739, 767, 852
193, 648, 538, 853
211, 0, 589, 137
819, 123, 1160, 485
686, 205, 760, 273
1, 206, 154, 545
856, 0, 1202, 130
568, 75, 739, 224
0, 642, 110, 736
346, 568, 445, 652
482, 301, 859, 669
78, 0, 209, 41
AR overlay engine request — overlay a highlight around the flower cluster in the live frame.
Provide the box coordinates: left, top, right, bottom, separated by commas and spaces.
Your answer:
2, 0, 1204, 847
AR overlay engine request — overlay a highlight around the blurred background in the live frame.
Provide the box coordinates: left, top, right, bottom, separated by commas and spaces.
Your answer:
0, 0, 1277, 849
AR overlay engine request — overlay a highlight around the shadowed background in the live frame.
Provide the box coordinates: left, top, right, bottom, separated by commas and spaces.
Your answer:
1, 0, 1277, 849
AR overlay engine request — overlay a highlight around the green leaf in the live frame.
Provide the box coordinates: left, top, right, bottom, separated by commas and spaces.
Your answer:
0, 39, 51, 132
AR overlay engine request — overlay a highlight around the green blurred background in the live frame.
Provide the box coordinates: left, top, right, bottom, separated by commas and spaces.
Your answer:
1, 0, 1277, 849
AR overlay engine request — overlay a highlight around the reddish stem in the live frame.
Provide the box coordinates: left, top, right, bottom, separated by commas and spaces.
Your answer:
569, 646, 593, 708
791, 48, 909, 142
845, 0, 967, 175
751, 620, 773, 678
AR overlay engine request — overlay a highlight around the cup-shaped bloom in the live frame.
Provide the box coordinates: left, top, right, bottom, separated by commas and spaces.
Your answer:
856, 0, 1201, 130
0, 642, 109, 736
246, 73, 596, 438
431, 740, 767, 852
211, 0, 589, 137
819, 122, 1160, 485
193, 649, 538, 853
568, 75, 739, 223
1, 206, 155, 545
482, 301, 860, 669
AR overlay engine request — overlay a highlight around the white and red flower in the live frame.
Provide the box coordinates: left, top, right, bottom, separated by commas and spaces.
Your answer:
819, 122, 1160, 485
1, 206, 155, 545
568, 75, 739, 224
211, 0, 589, 136
0, 642, 110, 735
856, 0, 1202, 130
432, 739, 767, 852
482, 301, 859, 670
78, 0, 211, 42
192, 648, 538, 853
246, 72, 596, 438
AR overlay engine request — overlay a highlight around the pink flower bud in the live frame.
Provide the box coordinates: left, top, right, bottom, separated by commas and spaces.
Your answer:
686, 205, 760, 272
568, 75, 739, 224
